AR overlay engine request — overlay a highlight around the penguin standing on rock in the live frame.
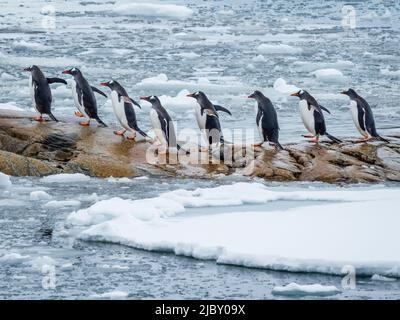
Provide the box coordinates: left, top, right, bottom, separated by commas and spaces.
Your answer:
340, 89, 389, 143
186, 91, 231, 150
248, 90, 283, 150
62, 68, 107, 127
291, 90, 341, 143
140, 95, 187, 154
100, 80, 148, 140
23, 65, 66, 122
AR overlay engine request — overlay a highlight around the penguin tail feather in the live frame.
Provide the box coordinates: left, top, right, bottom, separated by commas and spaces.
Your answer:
95, 117, 108, 127
275, 142, 284, 151
48, 113, 58, 122
376, 135, 390, 143
134, 126, 149, 138
177, 144, 190, 155
325, 133, 342, 143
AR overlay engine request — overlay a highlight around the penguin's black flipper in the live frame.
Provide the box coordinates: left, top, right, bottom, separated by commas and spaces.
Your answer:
95, 117, 108, 127
275, 142, 284, 151
47, 77, 67, 85
319, 105, 331, 114
91, 86, 107, 98
121, 96, 141, 108
214, 105, 232, 116
325, 133, 342, 143
48, 112, 59, 122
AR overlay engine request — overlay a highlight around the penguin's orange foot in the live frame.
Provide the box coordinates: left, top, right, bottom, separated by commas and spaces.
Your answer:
33, 116, 44, 122
309, 138, 320, 143
303, 134, 315, 138
79, 121, 90, 126
358, 136, 371, 142
126, 136, 136, 141
113, 130, 126, 136
74, 111, 84, 118
252, 142, 263, 147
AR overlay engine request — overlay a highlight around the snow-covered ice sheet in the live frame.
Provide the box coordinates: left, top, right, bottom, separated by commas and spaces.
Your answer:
64, 182, 400, 277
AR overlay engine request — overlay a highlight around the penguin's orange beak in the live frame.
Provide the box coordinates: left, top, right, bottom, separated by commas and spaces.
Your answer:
290, 92, 299, 97
62, 70, 71, 74
340, 91, 346, 95
186, 93, 195, 98
140, 96, 150, 102
100, 82, 109, 87
23, 67, 31, 72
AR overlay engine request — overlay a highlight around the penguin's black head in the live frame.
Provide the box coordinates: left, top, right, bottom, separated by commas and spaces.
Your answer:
248, 90, 264, 100
140, 95, 160, 105
186, 91, 205, 100
290, 90, 306, 99
62, 67, 79, 76
100, 80, 119, 90
340, 88, 357, 98
23, 65, 39, 72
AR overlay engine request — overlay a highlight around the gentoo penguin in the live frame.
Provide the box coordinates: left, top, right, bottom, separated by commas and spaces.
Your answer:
341, 89, 389, 142
140, 95, 186, 154
100, 80, 148, 140
186, 91, 231, 148
248, 90, 283, 150
23, 65, 66, 122
291, 90, 341, 143
62, 68, 107, 127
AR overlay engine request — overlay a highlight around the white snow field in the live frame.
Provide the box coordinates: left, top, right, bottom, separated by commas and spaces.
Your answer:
65, 182, 400, 277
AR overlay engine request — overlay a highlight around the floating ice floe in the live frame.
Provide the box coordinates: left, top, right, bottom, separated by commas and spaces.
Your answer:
41, 173, 91, 184
272, 283, 341, 297
0, 172, 12, 188
311, 68, 346, 83
43, 200, 81, 209
135, 74, 248, 94
65, 182, 400, 277
30, 190, 52, 201
273, 78, 300, 94
113, 3, 193, 20
12, 40, 49, 51
90, 290, 129, 299
257, 44, 303, 55
371, 274, 397, 282
0, 102, 23, 111
380, 68, 400, 77
0, 52, 80, 68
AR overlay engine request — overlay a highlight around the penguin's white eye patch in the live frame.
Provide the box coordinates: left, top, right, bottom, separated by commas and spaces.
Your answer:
71, 68, 76, 72
110, 80, 114, 84
150, 95, 155, 99
299, 90, 304, 94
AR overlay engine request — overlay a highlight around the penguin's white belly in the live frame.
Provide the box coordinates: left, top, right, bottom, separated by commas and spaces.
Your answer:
299, 100, 316, 135
194, 105, 209, 145
350, 100, 368, 136
257, 114, 264, 140
111, 91, 131, 131
71, 80, 87, 117
150, 109, 168, 146
29, 76, 37, 111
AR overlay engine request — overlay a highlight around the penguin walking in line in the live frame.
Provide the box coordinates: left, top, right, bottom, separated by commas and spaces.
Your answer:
340, 89, 389, 143
62, 68, 107, 127
291, 90, 341, 143
248, 90, 283, 150
140, 95, 187, 154
186, 91, 231, 150
100, 80, 148, 140
23, 65, 67, 122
